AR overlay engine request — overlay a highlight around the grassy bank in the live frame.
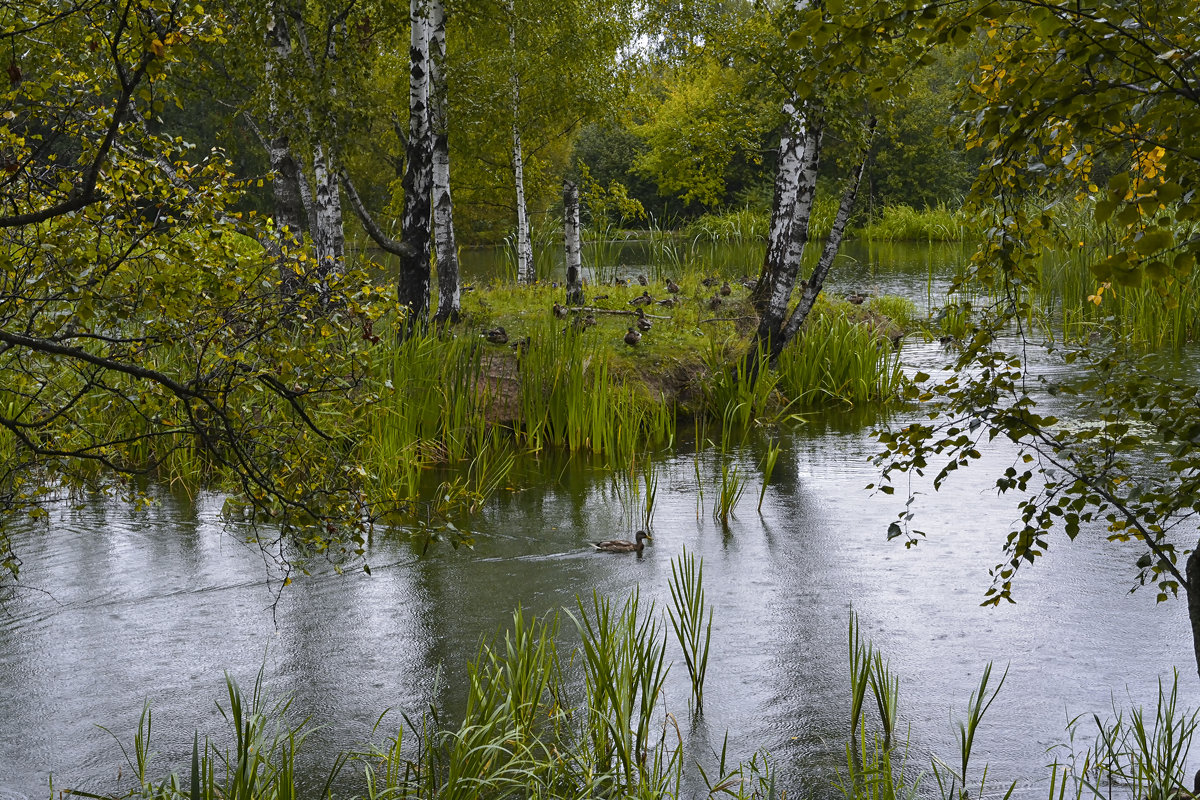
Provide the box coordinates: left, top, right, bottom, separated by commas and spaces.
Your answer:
0, 265, 913, 556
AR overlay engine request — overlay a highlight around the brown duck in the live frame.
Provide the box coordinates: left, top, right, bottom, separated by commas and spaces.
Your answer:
484, 326, 508, 344
629, 291, 654, 306
624, 327, 641, 346
590, 530, 652, 553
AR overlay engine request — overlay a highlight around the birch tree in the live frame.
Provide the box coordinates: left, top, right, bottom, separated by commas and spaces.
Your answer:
264, 2, 307, 293
564, 180, 585, 304
450, 0, 634, 256
430, 0, 462, 323
397, 0, 435, 326
741, 0, 905, 365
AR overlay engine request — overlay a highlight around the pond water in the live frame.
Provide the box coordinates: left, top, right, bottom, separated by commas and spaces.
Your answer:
1, 241, 1195, 799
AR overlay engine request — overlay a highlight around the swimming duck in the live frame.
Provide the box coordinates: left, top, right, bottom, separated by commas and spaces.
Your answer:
484, 326, 508, 344
590, 530, 652, 553
624, 326, 641, 346
629, 291, 654, 306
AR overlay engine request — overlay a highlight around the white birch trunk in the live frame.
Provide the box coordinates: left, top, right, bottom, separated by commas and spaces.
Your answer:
754, 118, 821, 353
509, 13, 534, 285
429, 0, 460, 323
312, 142, 345, 283
779, 125, 874, 350
398, 0, 434, 329
564, 180, 584, 305
752, 99, 804, 306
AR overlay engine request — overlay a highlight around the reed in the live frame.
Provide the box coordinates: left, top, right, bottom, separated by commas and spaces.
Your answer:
713, 458, 748, 524
1054, 670, 1198, 800
701, 339, 781, 432
515, 320, 675, 462
848, 610, 874, 743
859, 203, 967, 242
757, 439, 783, 512
683, 207, 770, 243
931, 662, 1013, 800
76, 669, 343, 800
776, 311, 905, 408
667, 546, 713, 713
1033, 247, 1200, 348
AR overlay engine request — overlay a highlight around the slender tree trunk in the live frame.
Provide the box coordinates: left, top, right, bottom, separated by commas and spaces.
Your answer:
312, 142, 345, 286
1188, 550, 1200, 681
752, 122, 822, 355
751, 99, 805, 308
777, 140, 870, 356
398, 0, 434, 331
429, 0, 460, 324
509, 13, 534, 285
564, 179, 584, 305
265, 3, 305, 295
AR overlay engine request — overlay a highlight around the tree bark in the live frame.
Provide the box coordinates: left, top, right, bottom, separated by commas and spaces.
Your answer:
564, 179, 584, 305
429, 0, 460, 325
777, 138, 870, 357
265, 3, 306, 295
752, 121, 822, 355
312, 142, 345, 285
341, 170, 415, 259
751, 99, 806, 308
1188, 549, 1200, 681
398, 0, 434, 331
509, 12, 534, 285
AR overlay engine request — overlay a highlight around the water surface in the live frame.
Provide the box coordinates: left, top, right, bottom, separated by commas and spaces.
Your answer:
1, 242, 1194, 798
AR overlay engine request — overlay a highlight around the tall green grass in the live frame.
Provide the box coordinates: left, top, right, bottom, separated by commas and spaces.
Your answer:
77, 668, 343, 800
667, 547, 713, 713
859, 203, 967, 242
776, 311, 906, 408
516, 321, 676, 461
1034, 247, 1200, 348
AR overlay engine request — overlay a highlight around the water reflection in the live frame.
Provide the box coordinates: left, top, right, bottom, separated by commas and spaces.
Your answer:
1, 245, 1195, 798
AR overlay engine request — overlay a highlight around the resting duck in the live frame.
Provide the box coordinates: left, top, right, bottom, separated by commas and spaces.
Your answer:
484, 326, 508, 344
552, 302, 568, 318
636, 308, 652, 332
629, 291, 654, 306
637, 273, 649, 286
624, 327, 641, 346
701, 276, 719, 288
720, 280, 732, 296
666, 279, 681, 294
590, 530, 652, 553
